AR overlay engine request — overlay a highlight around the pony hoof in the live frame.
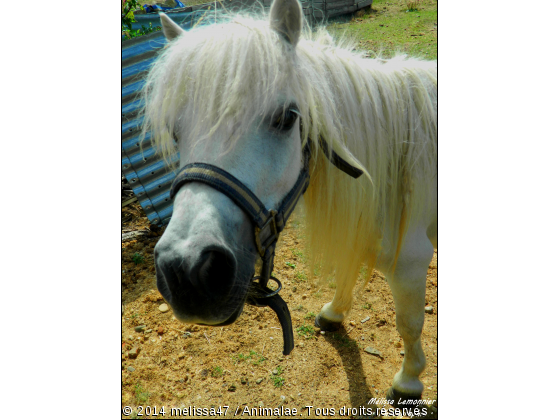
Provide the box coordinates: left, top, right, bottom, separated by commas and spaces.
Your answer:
314, 314, 342, 331
386, 387, 422, 409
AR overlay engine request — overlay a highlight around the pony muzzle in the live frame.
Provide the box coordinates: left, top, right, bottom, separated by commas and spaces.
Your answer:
188, 246, 237, 298
154, 240, 245, 325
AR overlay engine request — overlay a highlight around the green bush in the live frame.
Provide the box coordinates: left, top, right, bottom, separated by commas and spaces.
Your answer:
122, 0, 161, 39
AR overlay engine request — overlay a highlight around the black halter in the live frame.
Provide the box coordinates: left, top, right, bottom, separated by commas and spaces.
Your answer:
169, 138, 362, 355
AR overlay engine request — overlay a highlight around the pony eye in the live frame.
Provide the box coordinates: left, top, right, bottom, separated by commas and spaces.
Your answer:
270, 107, 299, 132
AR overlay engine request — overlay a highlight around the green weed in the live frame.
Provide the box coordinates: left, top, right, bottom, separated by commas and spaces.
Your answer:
272, 376, 285, 387
233, 350, 267, 365
132, 252, 145, 264
406, 0, 422, 12
333, 333, 352, 347
359, 266, 369, 279
211, 366, 224, 377
271, 366, 285, 388
295, 271, 307, 281
121, 0, 162, 39
304, 312, 316, 320
297, 324, 315, 339
250, 350, 267, 365
233, 353, 250, 363
291, 249, 304, 259
134, 383, 150, 404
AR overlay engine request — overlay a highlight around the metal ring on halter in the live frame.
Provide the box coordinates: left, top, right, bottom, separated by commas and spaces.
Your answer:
250, 276, 282, 299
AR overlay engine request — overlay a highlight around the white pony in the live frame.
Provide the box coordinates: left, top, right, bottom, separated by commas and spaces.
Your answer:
143, 0, 437, 405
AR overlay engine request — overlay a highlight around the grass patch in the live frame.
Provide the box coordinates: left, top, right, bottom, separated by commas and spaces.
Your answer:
327, 0, 437, 60
405, 0, 422, 12
297, 324, 315, 339
132, 252, 145, 265
271, 366, 285, 388
249, 350, 267, 365
304, 312, 316, 320
134, 383, 150, 405
291, 248, 307, 264
333, 333, 352, 347
233, 350, 267, 365
291, 249, 304, 259
233, 353, 250, 363
211, 366, 224, 377
295, 271, 307, 282
272, 375, 285, 387
285, 261, 296, 269
359, 266, 369, 280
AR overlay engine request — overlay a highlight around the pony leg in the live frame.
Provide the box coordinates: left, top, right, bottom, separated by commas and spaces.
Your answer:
315, 272, 359, 331
385, 231, 434, 403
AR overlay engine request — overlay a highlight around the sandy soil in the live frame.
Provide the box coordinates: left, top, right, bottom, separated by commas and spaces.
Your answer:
121, 198, 437, 419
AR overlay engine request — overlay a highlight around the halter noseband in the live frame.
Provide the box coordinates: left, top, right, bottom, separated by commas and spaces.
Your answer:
168, 137, 362, 355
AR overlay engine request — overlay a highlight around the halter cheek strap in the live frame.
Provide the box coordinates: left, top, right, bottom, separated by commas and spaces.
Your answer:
168, 138, 361, 355
319, 137, 364, 179
169, 146, 310, 288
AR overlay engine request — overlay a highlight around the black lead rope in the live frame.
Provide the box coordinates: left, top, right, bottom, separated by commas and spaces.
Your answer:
169, 140, 363, 355
246, 277, 294, 355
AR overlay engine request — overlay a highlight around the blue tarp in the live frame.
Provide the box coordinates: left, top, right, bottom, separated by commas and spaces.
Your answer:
142, 1, 185, 14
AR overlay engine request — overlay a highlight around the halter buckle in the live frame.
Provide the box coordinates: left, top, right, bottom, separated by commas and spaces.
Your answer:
248, 276, 283, 301
255, 210, 279, 257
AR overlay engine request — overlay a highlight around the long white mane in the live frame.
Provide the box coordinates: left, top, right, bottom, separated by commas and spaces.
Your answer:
141, 11, 437, 287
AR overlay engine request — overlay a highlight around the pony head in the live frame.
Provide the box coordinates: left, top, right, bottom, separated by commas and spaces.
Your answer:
149, 0, 311, 325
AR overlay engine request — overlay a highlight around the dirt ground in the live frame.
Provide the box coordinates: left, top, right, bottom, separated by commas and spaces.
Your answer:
121, 194, 437, 419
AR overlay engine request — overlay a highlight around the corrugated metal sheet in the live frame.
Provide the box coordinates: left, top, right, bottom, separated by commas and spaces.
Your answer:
127, 0, 372, 31
122, 0, 372, 225
122, 24, 184, 225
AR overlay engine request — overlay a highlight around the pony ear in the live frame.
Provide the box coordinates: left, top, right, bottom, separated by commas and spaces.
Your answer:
159, 13, 185, 41
269, 0, 303, 47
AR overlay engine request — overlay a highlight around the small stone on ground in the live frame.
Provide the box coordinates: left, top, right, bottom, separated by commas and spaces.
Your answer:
128, 347, 140, 359
364, 347, 383, 358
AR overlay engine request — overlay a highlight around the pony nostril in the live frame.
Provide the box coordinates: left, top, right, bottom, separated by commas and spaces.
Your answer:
194, 249, 236, 296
